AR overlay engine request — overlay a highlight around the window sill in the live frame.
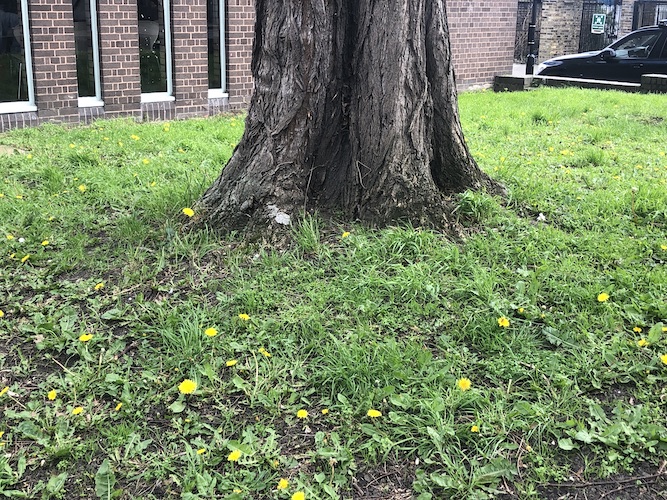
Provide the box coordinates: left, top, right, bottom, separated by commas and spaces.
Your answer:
208, 90, 229, 99
78, 97, 105, 108
141, 93, 176, 104
0, 102, 37, 115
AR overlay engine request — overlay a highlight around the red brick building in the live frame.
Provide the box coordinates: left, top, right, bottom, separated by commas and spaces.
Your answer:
0, 0, 517, 132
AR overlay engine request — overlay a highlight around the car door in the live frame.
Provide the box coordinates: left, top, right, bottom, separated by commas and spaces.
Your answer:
599, 29, 667, 83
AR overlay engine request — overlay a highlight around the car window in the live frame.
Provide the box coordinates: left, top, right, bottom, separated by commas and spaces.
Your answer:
612, 31, 662, 59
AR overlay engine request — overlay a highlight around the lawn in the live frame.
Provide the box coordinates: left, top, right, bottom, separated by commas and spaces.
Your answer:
0, 88, 666, 499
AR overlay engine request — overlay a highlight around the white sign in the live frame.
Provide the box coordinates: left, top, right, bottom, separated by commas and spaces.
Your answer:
591, 14, 606, 34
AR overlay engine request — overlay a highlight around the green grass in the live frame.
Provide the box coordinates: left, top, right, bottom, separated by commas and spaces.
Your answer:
0, 88, 666, 499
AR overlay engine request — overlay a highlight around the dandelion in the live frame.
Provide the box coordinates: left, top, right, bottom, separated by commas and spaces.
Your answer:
15, 194, 23, 199
72, 406, 84, 415
633, 327, 642, 333
142, 158, 150, 165
367, 409, 382, 418
47, 390, 57, 401
69, 143, 76, 149
342, 231, 351, 238
41, 240, 49, 246
20, 254, 30, 263
0, 386, 9, 397
292, 492, 305, 500
114, 402, 123, 411
178, 148, 185, 153
457, 378, 472, 391
131, 134, 140, 141
297, 409, 309, 419
238, 313, 250, 321
660, 354, 667, 365
321, 408, 329, 415
258, 347, 271, 357
79, 333, 93, 342
497, 316, 510, 328
26, 154, 33, 159
178, 379, 197, 394
204, 327, 218, 338
637, 338, 649, 347
6, 234, 14, 240
94, 282, 104, 290
78, 184, 87, 193
517, 307, 525, 314
227, 449, 242, 462
597, 292, 610, 302
182, 207, 194, 217
226, 359, 238, 367
471, 425, 480, 433
277, 478, 289, 490
196, 448, 206, 455
661, 245, 667, 251
0, 310, 4, 318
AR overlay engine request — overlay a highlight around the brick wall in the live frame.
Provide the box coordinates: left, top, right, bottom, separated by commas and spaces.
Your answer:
28, 0, 79, 124
226, 0, 254, 108
172, 0, 208, 119
446, 0, 519, 89
539, 0, 583, 62
97, 0, 141, 119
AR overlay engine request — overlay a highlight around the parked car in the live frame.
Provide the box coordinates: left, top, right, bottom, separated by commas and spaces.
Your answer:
536, 20, 667, 83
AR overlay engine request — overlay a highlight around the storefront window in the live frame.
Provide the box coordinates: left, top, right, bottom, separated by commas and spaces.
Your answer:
138, 0, 172, 96
0, 0, 32, 106
73, 0, 102, 103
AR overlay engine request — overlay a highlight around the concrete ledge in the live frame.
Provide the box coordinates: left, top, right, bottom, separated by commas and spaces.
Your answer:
531, 75, 641, 92
493, 75, 534, 92
641, 74, 667, 93
493, 73, 667, 94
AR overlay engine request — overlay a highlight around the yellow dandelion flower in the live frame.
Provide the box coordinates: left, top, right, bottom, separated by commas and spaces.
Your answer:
226, 359, 238, 367
69, 143, 76, 149
78, 184, 87, 193
72, 406, 84, 415
182, 207, 194, 217
238, 313, 250, 321
131, 134, 140, 140
526, 444, 533, 452
20, 254, 30, 263
258, 347, 271, 357
26, 154, 33, 159
79, 333, 93, 342
178, 379, 197, 394
660, 354, 667, 365
471, 425, 480, 433
41, 240, 49, 246
367, 409, 382, 418
94, 282, 104, 290
227, 449, 242, 461
142, 158, 149, 165
15, 194, 23, 199
517, 307, 525, 314
277, 478, 289, 490
637, 338, 649, 347
47, 389, 57, 401
0, 310, 4, 318
457, 378, 472, 391
204, 327, 218, 338
196, 448, 206, 455
292, 492, 305, 500
597, 292, 610, 302
297, 409, 309, 419
321, 408, 329, 415
6, 234, 14, 240
497, 316, 510, 328
178, 148, 185, 153
633, 326, 642, 333
342, 231, 351, 238
661, 245, 667, 251
114, 402, 123, 411
0, 386, 9, 397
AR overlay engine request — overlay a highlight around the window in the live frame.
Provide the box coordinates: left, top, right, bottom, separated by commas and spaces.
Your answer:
612, 31, 662, 58
0, 0, 35, 111
138, 0, 173, 100
207, 0, 227, 97
73, 0, 102, 106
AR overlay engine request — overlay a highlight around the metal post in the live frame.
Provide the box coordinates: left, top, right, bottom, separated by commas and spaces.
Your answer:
525, 0, 541, 75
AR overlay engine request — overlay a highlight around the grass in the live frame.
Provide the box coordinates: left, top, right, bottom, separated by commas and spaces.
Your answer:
0, 88, 666, 499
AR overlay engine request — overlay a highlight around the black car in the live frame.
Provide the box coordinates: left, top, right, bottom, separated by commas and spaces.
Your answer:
536, 20, 667, 83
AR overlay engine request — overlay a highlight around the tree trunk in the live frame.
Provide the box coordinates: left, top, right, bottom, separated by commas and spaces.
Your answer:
198, 0, 501, 232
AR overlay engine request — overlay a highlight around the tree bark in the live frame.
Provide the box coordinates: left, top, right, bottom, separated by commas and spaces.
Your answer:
198, 0, 501, 233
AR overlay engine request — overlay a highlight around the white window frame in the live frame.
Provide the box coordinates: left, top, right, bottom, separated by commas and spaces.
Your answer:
140, 0, 174, 103
0, 0, 37, 114
78, 0, 104, 107
208, 0, 228, 99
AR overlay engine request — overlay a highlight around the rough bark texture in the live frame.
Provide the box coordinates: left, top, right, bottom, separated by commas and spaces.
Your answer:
198, 0, 501, 232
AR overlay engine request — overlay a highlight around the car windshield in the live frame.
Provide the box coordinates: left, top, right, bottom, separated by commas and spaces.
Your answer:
610, 31, 662, 58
